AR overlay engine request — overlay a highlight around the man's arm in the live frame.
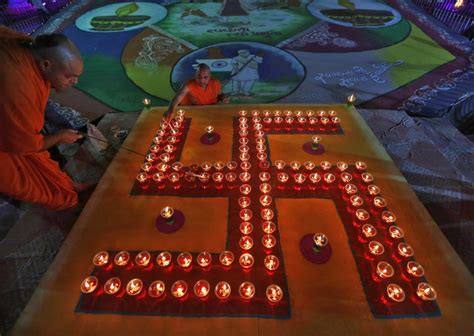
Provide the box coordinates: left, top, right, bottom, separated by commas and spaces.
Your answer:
41, 129, 83, 151
164, 84, 190, 121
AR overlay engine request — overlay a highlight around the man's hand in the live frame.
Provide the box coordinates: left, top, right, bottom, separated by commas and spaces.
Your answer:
58, 129, 83, 144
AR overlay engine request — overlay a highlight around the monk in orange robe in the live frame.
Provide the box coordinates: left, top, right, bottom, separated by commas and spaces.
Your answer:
164, 63, 229, 120
0, 27, 85, 210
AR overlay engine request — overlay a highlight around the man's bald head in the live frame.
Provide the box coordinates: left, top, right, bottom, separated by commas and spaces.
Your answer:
195, 63, 211, 88
31, 33, 83, 92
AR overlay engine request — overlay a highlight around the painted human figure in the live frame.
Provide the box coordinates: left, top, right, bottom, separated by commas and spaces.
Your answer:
230, 49, 263, 96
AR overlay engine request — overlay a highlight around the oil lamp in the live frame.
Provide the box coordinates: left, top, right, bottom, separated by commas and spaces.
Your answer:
376, 261, 395, 279
141, 162, 153, 173
256, 144, 267, 153
239, 236, 254, 250
219, 250, 234, 266
309, 172, 321, 184
367, 184, 381, 196
368, 240, 384, 256
143, 98, 151, 109
262, 221, 276, 234
176, 109, 186, 117
416, 282, 437, 301
238, 196, 251, 208
80, 276, 98, 294
340, 172, 352, 183
320, 117, 330, 127
361, 224, 377, 238
355, 209, 370, 222
355, 161, 367, 172
197, 252, 212, 268
275, 160, 286, 170
317, 110, 327, 117
397, 243, 414, 258
239, 281, 256, 300
239, 110, 247, 116
215, 281, 231, 300
261, 208, 274, 221
349, 195, 364, 208
381, 211, 397, 225
240, 184, 252, 195
126, 278, 143, 296
386, 284, 405, 302
260, 183, 272, 194
171, 280, 188, 298
323, 173, 336, 185
294, 173, 306, 187
259, 172, 271, 182
277, 172, 289, 185
331, 117, 341, 127
361, 173, 374, 184
290, 161, 301, 171
135, 251, 151, 267
266, 284, 283, 303
201, 162, 212, 171
214, 161, 225, 171
114, 251, 130, 266
257, 152, 268, 161
194, 280, 210, 299
205, 126, 215, 139
306, 109, 314, 117
160, 206, 174, 224
260, 195, 272, 207
93, 251, 109, 266
239, 152, 250, 161
239, 253, 254, 269
148, 280, 165, 298
264, 254, 280, 271
177, 252, 192, 268
373, 196, 387, 209
227, 161, 238, 170
313, 233, 328, 252
156, 251, 172, 267
239, 172, 251, 182
252, 110, 260, 117
388, 226, 404, 239
240, 161, 252, 171
136, 172, 148, 187
240, 222, 253, 235
104, 277, 121, 295
320, 161, 332, 171
304, 161, 316, 171
240, 209, 253, 221
149, 144, 160, 153
347, 93, 356, 106
226, 172, 237, 184
336, 161, 348, 172
159, 153, 171, 163
262, 234, 277, 249
406, 261, 425, 278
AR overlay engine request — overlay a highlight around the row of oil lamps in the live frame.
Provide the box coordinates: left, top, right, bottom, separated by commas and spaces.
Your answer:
81, 276, 283, 303
343, 172, 438, 303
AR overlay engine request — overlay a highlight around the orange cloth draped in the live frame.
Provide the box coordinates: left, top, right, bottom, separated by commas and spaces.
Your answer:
0, 27, 77, 210
180, 78, 221, 105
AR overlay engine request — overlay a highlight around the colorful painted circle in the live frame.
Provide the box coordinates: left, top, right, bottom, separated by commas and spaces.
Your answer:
75, 2, 167, 33
171, 42, 305, 104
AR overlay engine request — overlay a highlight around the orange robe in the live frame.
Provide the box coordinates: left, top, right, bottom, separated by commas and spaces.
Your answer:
180, 78, 221, 105
0, 27, 78, 210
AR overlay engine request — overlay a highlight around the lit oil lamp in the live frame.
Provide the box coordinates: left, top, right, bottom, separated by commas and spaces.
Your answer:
240, 161, 252, 171
355, 209, 370, 223
201, 161, 212, 172
239, 281, 256, 300
152, 172, 166, 186
126, 278, 143, 296
238, 196, 251, 208
260, 183, 272, 194
373, 196, 387, 209
406, 261, 425, 278
306, 109, 314, 117
239, 152, 250, 161
176, 109, 186, 117
163, 144, 175, 154
381, 211, 397, 225
149, 144, 160, 153
264, 254, 280, 271
240, 184, 252, 195
239, 253, 255, 269
143, 98, 151, 109
376, 261, 395, 279
320, 117, 330, 127
160, 153, 171, 163
171, 280, 188, 299
153, 136, 163, 144
295, 110, 303, 117
368, 240, 385, 256
397, 243, 414, 258
386, 284, 405, 302
259, 172, 270, 182
177, 252, 193, 268
294, 173, 306, 187
194, 280, 210, 299
336, 161, 348, 172
205, 126, 215, 139
313, 233, 328, 252
361, 224, 377, 238
252, 110, 261, 117
273, 110, 282, 116
148, 280, 166, 298
80, 276, 98, 294
239, 172, 251, 182
328, 110, 337, 117
262, 234, 277, 249
240, 222, 253, 235
257, 152, 268, 161
156, 162, 169, 173
239, 129, 248, 137
254, 123, 263, 131
284, 110, 293, 117
416, 282, 437, 301
277, 172, 289, 185
215, 281, 231, 300
168, 172, 180, 188
135, 251, 151, 267
240, 209, 253, 222
350, 195, 364, 208
309, 172, 321, 184
225, 172, 237, 184
219, 250, 235, 266
141, 162, 153, 173
275, 160, 286, 170
239, 145, 249, 153
212, 172, 224, 187
260, 195, 273, 207
323, 173, 336, 185
93, 251, 109, 267
214, 161, 225, 171
197, 252, 212, 268
114, 251, 130, 266
156, 251, 172, 267
266, 284, 283, 303
261, 208, 274, 221
367, 184, 381, 197
304, 161, 316, 172
104, 277, 121, 295
361, 173, 374, 184
227, 161, 238, 170
320, 161, 332, 171
317, 110, 327, 117
309, 117, 319, 128
239, 110, 247, 117
340, 172, 352, 183
347, 93, 356, 106
355, 161, 367, 172
136, 172, 148, 187
156, 129, 166, 137
388, 226, 404, 239
290, 161, 301, 171
274, 116, 283, 127
160, 206, 175, 224
239, 236, 254, 250
297, 116, 307, 127
262, 221, 276, 234
171, 162, 183, 172
199, 172, 210, 187
256, 144, 267, 152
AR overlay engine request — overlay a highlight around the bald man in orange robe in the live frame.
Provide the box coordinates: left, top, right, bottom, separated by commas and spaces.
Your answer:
164, 63, 229, 120
0, 27, 85, 210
